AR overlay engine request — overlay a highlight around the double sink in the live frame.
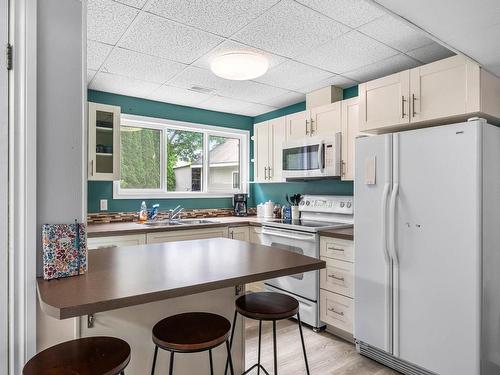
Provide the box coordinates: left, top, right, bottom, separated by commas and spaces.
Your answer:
144, 219, 218, 227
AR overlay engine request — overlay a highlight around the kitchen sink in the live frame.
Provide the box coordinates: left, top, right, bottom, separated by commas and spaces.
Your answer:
144, 220, 182, 226
144, 219, 218, 226
178, 219, 218, 225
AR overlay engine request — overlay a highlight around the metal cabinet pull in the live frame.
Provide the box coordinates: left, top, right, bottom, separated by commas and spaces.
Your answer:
268, 166, 272, 179
310, 119, 315, 135
305, 119, 309, 135
412, 93, 417, 117
230, 230, 234, 239
264, 166, 268, 180
341, 161, 346, 177
328, 274, 345, 282
328, 307, 344, 316
401, 96, 407, 118
327, 245, 345, 252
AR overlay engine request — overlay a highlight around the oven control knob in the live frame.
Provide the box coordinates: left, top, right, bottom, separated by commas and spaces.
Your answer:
300, 201, 305, 206
306, 200, 310, 206
340, 202, 345, 208
346, 202, 352, 208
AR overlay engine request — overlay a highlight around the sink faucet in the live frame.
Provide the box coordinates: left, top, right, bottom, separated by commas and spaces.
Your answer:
169, 205, 184, 223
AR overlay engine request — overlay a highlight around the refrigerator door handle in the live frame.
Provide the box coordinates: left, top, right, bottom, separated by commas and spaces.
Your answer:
388, 183, 400, 265
381, 182, 391, 262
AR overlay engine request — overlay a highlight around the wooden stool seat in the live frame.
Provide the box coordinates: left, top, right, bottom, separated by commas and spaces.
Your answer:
235, 292, 299, 321
23, 336, 131, 375
152, 312, 231, 352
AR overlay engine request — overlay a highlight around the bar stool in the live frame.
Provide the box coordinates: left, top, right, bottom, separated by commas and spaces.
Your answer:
23, 336, 131, 375
151, 312, 235, 375
225, 292, 310, 375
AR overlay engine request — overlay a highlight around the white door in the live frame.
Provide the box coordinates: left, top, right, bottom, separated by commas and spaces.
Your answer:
285, 110, 308, 140
253, 121, 269, 182
268, 116, 286, 181
354, 134, 393, 353
395, 123, 481, 375
0, 0, 9, 372
310, 101, 341, 137
359, 70, 410, 132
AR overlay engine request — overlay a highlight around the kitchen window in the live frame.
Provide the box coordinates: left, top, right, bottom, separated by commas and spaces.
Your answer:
114, 114, 249, 199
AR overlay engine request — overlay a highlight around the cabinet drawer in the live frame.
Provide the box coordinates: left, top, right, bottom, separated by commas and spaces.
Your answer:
320, 258, 354, 298
146, 227, 228, 244
320, 237, 354, 262
87, 234, 146, 250
320, 289, 353, 334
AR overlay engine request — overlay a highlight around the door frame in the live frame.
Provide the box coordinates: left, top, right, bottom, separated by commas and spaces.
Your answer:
7, 0, 38, 373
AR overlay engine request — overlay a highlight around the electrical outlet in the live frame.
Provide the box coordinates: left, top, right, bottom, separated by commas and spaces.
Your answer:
100, 199, 108, 211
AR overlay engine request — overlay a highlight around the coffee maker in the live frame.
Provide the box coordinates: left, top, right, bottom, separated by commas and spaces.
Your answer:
233, 193, 248, 217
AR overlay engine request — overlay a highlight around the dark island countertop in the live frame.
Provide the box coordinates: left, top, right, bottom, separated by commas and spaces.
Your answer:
318, 226, 354, 241
37, 238, 325, 320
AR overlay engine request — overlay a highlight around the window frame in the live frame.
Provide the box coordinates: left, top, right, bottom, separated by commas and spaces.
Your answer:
114, 114, 249, 199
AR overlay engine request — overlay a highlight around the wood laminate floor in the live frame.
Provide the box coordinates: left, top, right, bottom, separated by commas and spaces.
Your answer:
245, 318, 400, 375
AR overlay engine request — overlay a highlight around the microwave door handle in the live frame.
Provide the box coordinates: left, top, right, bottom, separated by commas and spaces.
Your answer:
317, 142, 324, 171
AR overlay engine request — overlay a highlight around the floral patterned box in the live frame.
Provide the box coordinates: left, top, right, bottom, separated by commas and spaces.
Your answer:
41, 223, 87, 280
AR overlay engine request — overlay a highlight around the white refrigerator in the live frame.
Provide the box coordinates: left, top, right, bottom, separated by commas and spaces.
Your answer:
354, 119, 500, 375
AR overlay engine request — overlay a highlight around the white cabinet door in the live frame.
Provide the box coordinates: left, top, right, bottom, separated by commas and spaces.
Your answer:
341, 97, 360, 181
310, 101, 342, 137
146, 227, 228, 243
228, 226, 250, 241
268, 116, 286, 182
87, 234, 146, 250
320, 289, 354, 334
253, 121, 270, 182
249, 226, 262, 244
410, 55, 480, 124
359, 70, 410, 132
88, 102, 121, 181
285, 110, 309, 140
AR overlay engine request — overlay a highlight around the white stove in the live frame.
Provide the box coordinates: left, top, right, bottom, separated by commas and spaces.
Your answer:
261, 195, 353, 330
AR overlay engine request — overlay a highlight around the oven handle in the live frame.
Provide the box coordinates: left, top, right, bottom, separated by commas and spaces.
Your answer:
262, 227, 317, 242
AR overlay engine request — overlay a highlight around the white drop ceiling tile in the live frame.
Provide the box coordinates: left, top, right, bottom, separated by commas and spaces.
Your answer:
118, 13, 225, 64
296, 0, 385, 28
148, 85, 212, 106
146, 0, 279, 37
406, 42, 455, 64
224, 80, 290, 103
345, 54, 420, 82
296, 30, 398, 74
265, 92, 305, 108
193, 40, 287, 71
297, 75, 357, 93
114, 0, 148, 9
197, 95, 253, 114
87, 40, 113, 70
103, 48, 186, 83
170, 66, 234, 92
90, 72, 161, 98
87, 70, 98, 84
232, 0, 350, 58
239, 103, 278, 117
358, 14, 433, 52
254, 60, 333, 91
87, 0, 139, 45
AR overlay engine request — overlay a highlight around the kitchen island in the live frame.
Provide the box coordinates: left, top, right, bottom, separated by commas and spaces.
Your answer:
37, 238, 325, 374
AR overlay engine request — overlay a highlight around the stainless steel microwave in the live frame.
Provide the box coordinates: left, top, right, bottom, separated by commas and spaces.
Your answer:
282, 133, 341, 179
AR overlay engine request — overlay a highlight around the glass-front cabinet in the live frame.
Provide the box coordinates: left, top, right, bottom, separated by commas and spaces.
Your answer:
88, 102, 121, 181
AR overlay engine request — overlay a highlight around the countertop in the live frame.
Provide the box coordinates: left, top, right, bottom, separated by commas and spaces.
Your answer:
37, 238, 325, 319
318, 226, 354, 241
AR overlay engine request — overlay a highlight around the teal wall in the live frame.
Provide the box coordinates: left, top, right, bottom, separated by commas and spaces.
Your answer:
87, 90, 254, 213
88, 86, 359, 213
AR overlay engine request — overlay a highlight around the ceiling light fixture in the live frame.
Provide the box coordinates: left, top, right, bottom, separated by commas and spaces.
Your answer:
210, 51, 269, 81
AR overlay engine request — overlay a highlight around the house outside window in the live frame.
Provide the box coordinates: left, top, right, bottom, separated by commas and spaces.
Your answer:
114, 114, 249, 199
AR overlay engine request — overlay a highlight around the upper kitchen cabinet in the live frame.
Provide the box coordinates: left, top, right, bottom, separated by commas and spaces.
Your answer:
359, 55, 500, 133
341, 97, 360, 181
286, 102, 342, 140
310, 101, 342, 137
359, 70, 410, 132
253, 116, 286, 182
88, 102, 121, 181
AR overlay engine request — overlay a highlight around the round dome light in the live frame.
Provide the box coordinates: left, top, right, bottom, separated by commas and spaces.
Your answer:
210, 52, 269, 80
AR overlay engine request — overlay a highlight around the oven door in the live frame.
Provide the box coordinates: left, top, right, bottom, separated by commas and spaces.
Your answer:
261, 226, 319, 302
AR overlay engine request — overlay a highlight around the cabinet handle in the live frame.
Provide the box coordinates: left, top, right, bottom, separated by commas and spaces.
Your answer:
341, 161, 346, 177
264, 166, 268, 180
268, 166, 272, 179
310, 119, 315, 135
327, 245, 345, 252
328, 307, 344, 316
401, 96, 407, 118
328, 274, 345, 282
305, 119, 309, 135
230, 230, 234, 239
412, 93, 417, 117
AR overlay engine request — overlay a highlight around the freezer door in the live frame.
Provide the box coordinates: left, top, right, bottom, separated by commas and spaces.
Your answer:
354, 134, 393, 353
394, 122, 481, 375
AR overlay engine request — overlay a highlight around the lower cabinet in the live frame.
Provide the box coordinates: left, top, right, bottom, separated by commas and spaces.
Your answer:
87, 234, 147, 250
146, 227, 228, 243
228, 226, 250, 241
319, 236, 355, 338
249, 226, 263, 244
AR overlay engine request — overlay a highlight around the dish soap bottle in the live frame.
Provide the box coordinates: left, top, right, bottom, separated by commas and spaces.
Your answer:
139, 201, 148, 223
